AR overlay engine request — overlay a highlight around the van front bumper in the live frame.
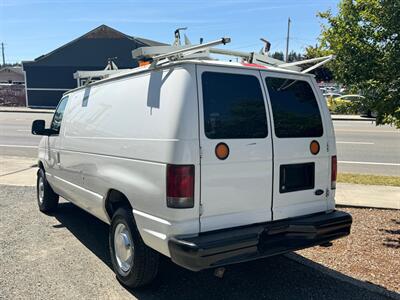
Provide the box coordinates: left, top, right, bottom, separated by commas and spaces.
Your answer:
168, 210, 352, 271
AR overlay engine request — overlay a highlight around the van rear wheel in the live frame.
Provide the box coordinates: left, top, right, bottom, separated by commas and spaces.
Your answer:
37, 168, 59, 213
109, 207, 159, 288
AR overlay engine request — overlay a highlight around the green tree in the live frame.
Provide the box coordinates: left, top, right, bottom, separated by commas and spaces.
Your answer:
269, 51, 303, 62
316, 0, 400, 127
270, 51, 284, 61
287, 50, 303, 62
304, 45, 334, 82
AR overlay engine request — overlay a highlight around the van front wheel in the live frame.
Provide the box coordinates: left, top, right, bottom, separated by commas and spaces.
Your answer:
109, 208, 159, 288
37, 168, 59, 213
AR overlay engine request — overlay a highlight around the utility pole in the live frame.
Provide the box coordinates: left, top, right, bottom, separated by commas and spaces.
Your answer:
285, 18, 291, 62
1, 42, 5, 66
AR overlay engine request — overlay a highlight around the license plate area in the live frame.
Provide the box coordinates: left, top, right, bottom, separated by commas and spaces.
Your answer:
280, 163, 315, 193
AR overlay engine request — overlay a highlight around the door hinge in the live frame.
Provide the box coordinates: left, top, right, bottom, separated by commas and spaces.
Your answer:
199, 203, 204, 216
199, 146, 203, 159
326, 142, 329, 152
326, 188, 330, 197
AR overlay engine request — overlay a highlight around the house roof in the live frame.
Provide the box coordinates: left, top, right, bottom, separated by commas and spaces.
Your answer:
0, 66, 24, 75
29, 24, 167, 63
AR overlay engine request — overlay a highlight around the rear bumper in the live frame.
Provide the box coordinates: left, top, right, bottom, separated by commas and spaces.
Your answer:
168, 210, 352, 271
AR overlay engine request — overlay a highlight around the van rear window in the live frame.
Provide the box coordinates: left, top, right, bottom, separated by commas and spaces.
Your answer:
265, 77, 323, 138
202, 72, 267, 139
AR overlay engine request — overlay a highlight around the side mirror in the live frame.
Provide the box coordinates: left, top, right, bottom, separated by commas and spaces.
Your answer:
32, 120, 50, 136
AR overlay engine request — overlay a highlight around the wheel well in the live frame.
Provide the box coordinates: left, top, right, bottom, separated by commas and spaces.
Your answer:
105, 189, 132, 220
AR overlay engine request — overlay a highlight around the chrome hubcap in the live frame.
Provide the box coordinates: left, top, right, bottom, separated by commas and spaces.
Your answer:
38, 177, 44, 204
114, 223, 133, 274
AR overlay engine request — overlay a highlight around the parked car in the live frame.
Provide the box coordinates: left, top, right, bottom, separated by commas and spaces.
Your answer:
336, 94, 365, 102
32, 58, 352, 288
326, 94, 376, 117
323, 92, 342, 98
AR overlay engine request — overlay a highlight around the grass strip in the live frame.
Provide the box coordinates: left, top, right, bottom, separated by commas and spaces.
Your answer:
338, 173, 400, 187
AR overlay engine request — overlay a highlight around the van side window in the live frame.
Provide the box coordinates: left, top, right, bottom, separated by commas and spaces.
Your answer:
50, 96, 69, 134
265, 77, 323, 138
202, 72, 268, 139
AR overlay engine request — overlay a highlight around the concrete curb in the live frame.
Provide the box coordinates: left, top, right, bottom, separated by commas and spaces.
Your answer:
336, 204, 399, 211
331, 116, 376, 122
335, 183, 400, 210
0, 156, 37, 186
285, 253, 400, 299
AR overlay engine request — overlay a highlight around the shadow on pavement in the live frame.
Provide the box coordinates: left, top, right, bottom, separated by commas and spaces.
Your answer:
53, 202, 396, 300
381, 218, 400, 249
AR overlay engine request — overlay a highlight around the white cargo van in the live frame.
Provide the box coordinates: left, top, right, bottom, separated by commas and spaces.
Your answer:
32, 51, 352, 288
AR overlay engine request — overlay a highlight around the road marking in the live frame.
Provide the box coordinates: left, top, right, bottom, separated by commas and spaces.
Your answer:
337, 141, 374, 145
339, 160, 400, 166
17, 129, 31, 132
335, 129, 398, 133
0, 144, 37, 148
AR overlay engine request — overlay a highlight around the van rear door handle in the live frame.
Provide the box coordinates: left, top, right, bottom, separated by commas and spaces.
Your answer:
315, 189, 324, 196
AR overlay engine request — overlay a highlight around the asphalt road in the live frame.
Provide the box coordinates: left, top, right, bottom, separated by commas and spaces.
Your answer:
334, 120, 400, 176
0, 185, 396, 300
0, 112, 53, 157
0, 112, 399, 175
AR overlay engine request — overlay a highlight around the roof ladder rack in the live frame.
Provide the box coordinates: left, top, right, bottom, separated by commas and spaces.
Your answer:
132, 35, 334, 73
279, 55, 335, 73
132, 37, 231, 68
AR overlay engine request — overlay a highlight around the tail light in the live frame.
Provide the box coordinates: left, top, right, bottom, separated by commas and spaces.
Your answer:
331, 155, 337, 189
166, 165, 194, 208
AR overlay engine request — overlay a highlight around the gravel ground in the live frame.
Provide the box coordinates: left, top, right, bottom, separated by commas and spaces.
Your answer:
0, 185, 398, 300
298, 207, 400, 293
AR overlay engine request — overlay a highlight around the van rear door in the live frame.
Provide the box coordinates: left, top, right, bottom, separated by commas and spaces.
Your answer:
197, 66, 273, 232
261, 73, 330, 220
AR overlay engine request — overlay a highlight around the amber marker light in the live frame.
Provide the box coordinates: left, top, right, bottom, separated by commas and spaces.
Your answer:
138, 60, 151, 67
310, 140, 320, 155
215, 143, 230, 160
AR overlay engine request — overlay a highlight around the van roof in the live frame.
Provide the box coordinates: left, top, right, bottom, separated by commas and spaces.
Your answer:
64, 59, 314, 96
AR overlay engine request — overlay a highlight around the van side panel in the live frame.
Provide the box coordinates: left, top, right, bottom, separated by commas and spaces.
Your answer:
60, 65, 200, 256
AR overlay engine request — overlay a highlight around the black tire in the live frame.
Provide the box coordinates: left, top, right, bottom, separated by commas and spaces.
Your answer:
109, 207, 159, 288
37, 168, 59, 213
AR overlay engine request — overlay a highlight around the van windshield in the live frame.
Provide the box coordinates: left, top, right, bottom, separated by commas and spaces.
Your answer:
202, 72, 268, 139
265, 77, 323, 138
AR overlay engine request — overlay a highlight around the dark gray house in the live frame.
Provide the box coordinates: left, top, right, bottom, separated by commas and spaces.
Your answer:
22, 25, 165, 108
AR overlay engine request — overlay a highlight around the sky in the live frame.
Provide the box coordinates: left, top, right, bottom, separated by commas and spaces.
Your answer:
0, 0, 339, 64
